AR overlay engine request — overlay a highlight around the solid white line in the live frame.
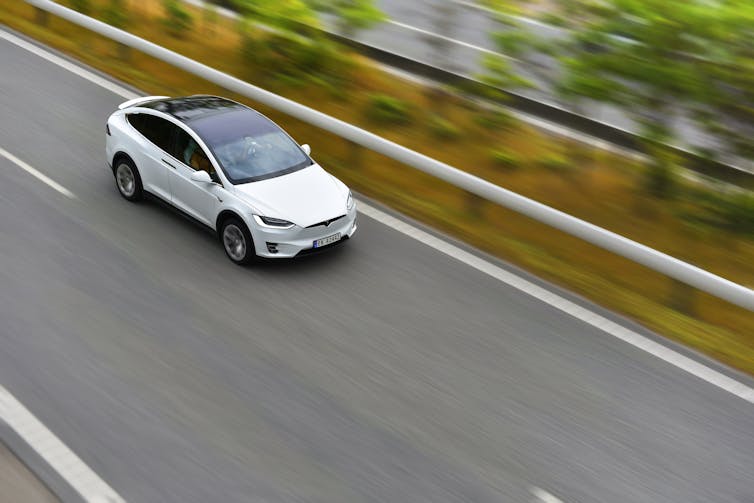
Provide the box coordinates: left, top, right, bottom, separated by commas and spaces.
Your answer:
356, 201, 754, 405
4, 26, 754, 405
0, 384, 126, 502
387, 19, 508, 58
0, 30, 136, 100
0, 147, 76, 199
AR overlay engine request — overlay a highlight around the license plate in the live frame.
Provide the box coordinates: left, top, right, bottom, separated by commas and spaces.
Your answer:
313, 233, 341, 248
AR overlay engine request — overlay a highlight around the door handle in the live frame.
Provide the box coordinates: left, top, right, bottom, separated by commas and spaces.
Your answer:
161, 158, 177, 169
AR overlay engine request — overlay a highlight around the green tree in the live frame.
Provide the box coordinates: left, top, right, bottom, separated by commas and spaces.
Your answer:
234, 0, 318, 31
162, 0, 194, 38
484, 0, 754, 192
103, 0, 129, 29
306, 0, 385, 38
696, 2, 754, 162
477, 6, 534, 99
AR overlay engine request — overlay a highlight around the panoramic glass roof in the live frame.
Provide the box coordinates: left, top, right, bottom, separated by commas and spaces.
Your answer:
140, 95, 243, 123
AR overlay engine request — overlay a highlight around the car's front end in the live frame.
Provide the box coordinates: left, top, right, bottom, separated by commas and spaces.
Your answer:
249, 202, 357, 258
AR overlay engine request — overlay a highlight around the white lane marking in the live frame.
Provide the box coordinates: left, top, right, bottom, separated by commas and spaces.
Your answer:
387, 19, 509, 58
453, 0, 574, 30
0, 385, 126, 502
0, 30, 136, 100
356, 201, 754, 405
4, 25, 753, 405
530, 486, 563, 503
0, 147, 76, 199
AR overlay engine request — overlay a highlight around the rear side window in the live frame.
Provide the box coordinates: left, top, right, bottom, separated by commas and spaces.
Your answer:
127, 113, 173, 152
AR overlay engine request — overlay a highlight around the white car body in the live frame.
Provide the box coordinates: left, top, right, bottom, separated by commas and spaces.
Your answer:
105, 95, 357, 261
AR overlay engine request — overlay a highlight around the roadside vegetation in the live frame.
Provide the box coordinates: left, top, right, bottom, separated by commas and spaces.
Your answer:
484, 0, 754, 169
2, 0, 753, 374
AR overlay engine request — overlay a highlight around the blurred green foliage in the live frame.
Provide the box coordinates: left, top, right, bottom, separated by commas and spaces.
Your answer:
365, 94, 413, 125
202, 3, 219, 34
68, 0, 92, 15
233, 0, 317, 30
428, 115, 462, 140
486, 0, 754, 166
103, 0, 128, 29
240, 29, 353, 90
473, 109, 516, 131
540, 153, 572, 173
305, 0, 386, 38
162, 0, 193, 37
490, 148, 520, 169
686, 189, 754, 236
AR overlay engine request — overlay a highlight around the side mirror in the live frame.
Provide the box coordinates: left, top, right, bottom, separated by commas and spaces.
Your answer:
190, 170, 213, 183
301, 144, 311, 156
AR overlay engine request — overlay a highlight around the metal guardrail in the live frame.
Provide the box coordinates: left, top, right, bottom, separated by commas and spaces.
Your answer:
24, 0, 754, 311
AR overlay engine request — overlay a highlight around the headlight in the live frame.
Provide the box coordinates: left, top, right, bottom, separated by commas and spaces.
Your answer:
346, 191, 355, 211
253, 215, 295, 229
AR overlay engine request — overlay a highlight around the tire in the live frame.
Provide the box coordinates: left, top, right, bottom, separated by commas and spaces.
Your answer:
220, 217, 256, 265
114, 157, 143, 202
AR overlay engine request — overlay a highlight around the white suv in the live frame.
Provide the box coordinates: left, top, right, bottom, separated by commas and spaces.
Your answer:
106, 95, 357, 264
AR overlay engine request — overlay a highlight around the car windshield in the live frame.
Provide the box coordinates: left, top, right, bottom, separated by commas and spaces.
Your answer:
189, 108, 312, 183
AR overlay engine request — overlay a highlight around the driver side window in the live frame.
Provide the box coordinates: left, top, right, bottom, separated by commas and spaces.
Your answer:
172, 128, 217, 180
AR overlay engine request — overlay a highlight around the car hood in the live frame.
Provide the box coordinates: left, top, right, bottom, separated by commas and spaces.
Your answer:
233, 164, 347, 228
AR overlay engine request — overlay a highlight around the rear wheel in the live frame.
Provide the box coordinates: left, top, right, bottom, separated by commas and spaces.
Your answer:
114, 158, 143, 201
221, 218, 256, 265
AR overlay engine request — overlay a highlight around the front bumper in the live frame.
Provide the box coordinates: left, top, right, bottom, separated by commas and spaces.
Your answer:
251, 207, 357, 258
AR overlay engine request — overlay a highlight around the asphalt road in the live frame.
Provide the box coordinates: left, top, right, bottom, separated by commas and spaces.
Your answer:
1, 33, 754, 503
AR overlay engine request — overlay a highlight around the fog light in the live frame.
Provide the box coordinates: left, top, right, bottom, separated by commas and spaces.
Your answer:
266, 242, 279, 254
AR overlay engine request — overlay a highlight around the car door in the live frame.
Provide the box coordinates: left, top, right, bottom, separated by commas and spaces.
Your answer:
125, 113, 173, 202
164, 124, 221, 227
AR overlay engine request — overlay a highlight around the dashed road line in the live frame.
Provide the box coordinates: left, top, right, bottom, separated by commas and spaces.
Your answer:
0, 147, 76, 199
530, 486, 564, 503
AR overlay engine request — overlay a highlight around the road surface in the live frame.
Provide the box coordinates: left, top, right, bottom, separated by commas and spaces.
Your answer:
0, 30, 753, 503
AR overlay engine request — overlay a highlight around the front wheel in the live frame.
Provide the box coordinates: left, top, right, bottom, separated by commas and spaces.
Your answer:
221, 218, 256, 265
114, 158, 143, 201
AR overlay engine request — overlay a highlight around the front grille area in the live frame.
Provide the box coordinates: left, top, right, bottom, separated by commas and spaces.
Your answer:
305, 215, 346, 229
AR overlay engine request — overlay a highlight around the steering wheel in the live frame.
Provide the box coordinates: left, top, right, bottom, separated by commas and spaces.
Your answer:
242, 137, 259, 160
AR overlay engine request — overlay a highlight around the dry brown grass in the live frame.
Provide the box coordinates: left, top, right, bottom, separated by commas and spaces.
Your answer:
3, 0, 753, 373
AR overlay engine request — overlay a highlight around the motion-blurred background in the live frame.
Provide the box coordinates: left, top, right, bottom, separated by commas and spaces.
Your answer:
1, 1, 753, 502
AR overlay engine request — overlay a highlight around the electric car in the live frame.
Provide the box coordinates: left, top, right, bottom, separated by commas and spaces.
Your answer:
105, 95, 357, 264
